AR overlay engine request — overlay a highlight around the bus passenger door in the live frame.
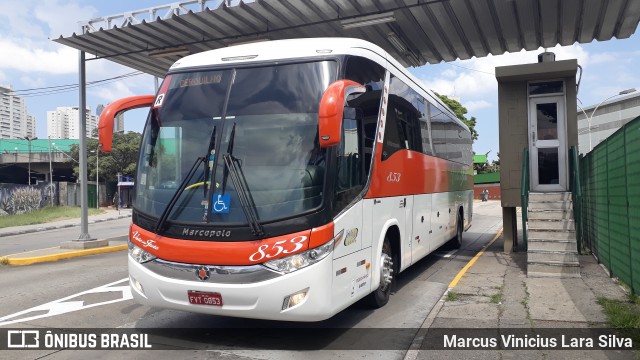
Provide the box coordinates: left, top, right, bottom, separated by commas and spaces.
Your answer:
331, 117, 368, 305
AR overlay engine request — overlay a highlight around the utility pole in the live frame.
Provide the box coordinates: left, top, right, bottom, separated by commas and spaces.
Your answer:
48, 136, 54, 206
19, 135, 38, 185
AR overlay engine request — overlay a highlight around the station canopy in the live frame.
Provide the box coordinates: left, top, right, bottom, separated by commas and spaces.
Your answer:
55, 0, 640, 77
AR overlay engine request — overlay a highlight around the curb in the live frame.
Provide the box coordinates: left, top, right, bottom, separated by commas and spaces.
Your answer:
0, 214, 131, 237
402, 228, 504, 360
5, 244, 128, 266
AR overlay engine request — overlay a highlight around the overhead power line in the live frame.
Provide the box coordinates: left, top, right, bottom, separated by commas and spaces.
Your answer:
1, 71, 145, 98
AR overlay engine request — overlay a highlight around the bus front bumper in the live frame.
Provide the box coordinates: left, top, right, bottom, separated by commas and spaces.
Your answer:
128, 254, 336, 322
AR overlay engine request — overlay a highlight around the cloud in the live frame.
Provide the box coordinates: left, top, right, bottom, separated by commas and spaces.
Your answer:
19, 76, 47, 88
415, 43, 590, 101
34, 0, 97, 38
88, 73, 155, 102
441, 69, 457, 78
589, 53, 617, 65
464, 100, 492, 112
0, 0, 46, 38
0, 39, 77, 74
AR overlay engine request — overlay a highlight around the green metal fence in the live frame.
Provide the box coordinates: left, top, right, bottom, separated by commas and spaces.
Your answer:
580, 116, 640, 294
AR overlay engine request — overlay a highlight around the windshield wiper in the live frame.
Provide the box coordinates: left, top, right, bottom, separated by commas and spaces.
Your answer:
203, 126, 217, 197
221, 123, 264, 237
156, 125, 218, 231
155, 155, 205, 233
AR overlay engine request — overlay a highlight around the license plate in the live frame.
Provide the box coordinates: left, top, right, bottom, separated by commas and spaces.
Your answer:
187, 290, 223, 306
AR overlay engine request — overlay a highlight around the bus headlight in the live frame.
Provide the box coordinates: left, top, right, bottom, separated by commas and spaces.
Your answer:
128, 241, 157, 264
263, 231, 341, 274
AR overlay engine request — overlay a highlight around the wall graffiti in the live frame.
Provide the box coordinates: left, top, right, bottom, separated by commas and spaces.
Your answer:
0, 183, 59, 216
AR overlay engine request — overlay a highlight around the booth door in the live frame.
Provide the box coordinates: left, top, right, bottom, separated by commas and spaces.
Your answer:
528, 96, 567, 192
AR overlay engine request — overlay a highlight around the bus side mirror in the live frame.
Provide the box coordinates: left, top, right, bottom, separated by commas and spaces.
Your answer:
98, 95, 155, 152
318, 80, 365, 148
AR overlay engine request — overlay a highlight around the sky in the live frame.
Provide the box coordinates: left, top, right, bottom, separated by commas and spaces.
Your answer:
1, 0, 639, 162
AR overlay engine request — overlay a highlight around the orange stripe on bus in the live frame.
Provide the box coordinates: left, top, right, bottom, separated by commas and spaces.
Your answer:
365, 144, 472, 198
129, 224, 312, 266
308, 222, 335, 248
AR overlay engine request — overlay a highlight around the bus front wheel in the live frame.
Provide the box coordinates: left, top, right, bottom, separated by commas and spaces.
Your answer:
366, 236, 396, 308
450, 211, 463, 249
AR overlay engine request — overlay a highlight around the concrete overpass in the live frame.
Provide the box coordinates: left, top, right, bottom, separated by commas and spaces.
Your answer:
0, 139, 78, 184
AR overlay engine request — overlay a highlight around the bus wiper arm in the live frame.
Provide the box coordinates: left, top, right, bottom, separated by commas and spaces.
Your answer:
155, 155, 205, 233
222, 153, 264, 237
203, 126, 217, 197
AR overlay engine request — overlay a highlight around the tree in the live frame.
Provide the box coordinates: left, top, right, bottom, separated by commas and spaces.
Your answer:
474, 161, 488, 175
488, 152, 500, 173
70, 131, 142, 183
435, 93, 479, 142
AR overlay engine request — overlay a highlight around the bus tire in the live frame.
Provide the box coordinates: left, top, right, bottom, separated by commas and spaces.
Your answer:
365, 236, 396, 308
452, 211, 463, 249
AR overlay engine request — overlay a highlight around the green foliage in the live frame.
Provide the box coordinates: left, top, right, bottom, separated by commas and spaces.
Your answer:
490, 293, 503, 304
475, 152, 501, 175
597, 297, 640, 345
70, 132, 142, 183
0, 206, 104, 228
436, 93, 479, 142
445, 291, 459, 302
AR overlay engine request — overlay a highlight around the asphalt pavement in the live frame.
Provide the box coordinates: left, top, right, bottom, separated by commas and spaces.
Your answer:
0, 201, 638, 360
0, 208, 131, 264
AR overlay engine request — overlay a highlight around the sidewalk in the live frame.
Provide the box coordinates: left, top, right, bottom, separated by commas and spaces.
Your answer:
0, 208, 131, 265
408, 235, 636, 359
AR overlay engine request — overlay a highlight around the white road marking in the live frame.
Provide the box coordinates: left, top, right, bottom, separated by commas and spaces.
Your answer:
0, 278, 131, 326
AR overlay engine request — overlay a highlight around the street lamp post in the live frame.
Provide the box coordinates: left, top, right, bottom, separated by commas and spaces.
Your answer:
19, 135, 38, 185
582, 88, 636, 152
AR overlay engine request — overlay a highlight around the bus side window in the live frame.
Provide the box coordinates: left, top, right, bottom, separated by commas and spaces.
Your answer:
417, 96, 434, 156
343, 56, 385, 179
429, 102, 449, 161
382, 75, 422, 161
333, 117, 364, 216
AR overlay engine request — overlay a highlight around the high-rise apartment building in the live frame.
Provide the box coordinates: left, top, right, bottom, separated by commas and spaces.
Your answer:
0, 85, 36, 139
47, 106, 97, 139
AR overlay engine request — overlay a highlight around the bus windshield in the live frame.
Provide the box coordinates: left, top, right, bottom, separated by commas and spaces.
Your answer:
135, 61, 337, 226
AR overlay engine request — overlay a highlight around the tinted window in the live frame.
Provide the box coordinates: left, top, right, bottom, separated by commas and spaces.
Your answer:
416, 96, 433, 156
135, 62, 337, 224
382, 75, 421, 161
429, 101, 473, 164
333, 118, 364, 216
344, 56, 385, 91
529, 81, 564, 95
429, 102, 449, 160
343, 56, 384, 190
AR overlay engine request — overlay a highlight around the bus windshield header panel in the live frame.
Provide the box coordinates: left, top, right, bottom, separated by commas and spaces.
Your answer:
135, 61, 338, 232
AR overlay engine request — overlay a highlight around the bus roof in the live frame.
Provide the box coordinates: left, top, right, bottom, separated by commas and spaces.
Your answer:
170, 37, 386, 70
170, 37, 466, 133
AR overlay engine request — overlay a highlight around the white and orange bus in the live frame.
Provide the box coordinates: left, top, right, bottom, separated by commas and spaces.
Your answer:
99, 38, 473, 321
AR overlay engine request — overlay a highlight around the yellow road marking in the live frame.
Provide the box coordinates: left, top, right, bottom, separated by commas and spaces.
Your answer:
7, 244, 128, 266
448, 228, 503, 288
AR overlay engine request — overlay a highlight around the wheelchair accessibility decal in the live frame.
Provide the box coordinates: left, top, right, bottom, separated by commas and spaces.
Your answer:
212, 193, 230, 213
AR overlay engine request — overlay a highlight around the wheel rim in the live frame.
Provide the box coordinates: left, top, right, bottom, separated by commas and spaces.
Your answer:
379, 252, 393, 292
457, 215, 463, 243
